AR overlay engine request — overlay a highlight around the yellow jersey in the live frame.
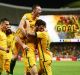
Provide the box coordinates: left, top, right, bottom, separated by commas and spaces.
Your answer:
0, 30, 7, 57
4, 33, 14, 60
22, 13, 38, 31
37, 31, 52, 61
22, 13, 38, 51
16, 13, 38, 43
7, 33, 14, 52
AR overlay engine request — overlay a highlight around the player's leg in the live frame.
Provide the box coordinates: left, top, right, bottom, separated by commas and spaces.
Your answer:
0, 53, 4, 75
30, 65, 38, 75
4, 59, 10, 75
28, 51, 38, 75
24, 58, 31, 75
9, 46, 18, 75
24, 60, 38, 75
45, 60, 52, 75
38, 60, 45, 75
24, 50, 38, 75
38, 60, 52, 75
9, 56, 17, 75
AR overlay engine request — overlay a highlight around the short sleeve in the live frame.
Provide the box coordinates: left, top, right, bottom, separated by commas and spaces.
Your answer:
21, 14, 27, 21
37, 32, 44, 38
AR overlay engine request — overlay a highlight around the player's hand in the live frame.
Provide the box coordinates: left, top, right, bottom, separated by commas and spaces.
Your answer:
22, 44, 29, 50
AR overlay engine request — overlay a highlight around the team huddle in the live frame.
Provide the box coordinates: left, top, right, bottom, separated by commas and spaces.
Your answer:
0, 5, 52, 75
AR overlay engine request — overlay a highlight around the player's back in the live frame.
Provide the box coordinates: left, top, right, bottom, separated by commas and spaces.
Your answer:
37, 31, 52, 61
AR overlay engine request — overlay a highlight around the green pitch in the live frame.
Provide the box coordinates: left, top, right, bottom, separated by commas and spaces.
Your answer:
52, 61, 80, 75
3, 61, 80, 75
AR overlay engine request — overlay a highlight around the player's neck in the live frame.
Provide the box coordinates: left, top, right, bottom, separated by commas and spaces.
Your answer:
32, 12, 37, 20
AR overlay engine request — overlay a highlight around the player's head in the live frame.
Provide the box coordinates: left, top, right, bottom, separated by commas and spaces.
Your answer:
32, 4, 42, 17
35, 19, 46, 31
0, 18, 10, 31
6, 29, 12, 36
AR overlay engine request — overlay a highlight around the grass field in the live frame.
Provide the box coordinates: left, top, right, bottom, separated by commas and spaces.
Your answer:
3, 61, 80, 75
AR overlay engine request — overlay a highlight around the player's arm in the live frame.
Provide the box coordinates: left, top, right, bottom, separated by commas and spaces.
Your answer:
27, 32, 35, 36
0, 46, 9, 52
18, 19, 26, 36
15, 36, 28, 49
0, 46, 5, 51
28, 32, 51, 55
18, 15, 31, 36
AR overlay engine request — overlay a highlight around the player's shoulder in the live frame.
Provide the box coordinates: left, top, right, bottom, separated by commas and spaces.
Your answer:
37, 31, 48, 38
42, 31, 48, 35
42, 31, 49, 39
23, 13, 31, 17
22, 13, 31, 20
0, 30, 5, 35
37, 31, 48, 35
0, 31, 7, 39
9, 33, 14, 37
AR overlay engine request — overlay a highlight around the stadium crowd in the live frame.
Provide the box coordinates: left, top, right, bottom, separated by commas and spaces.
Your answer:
50, 42, 80, 59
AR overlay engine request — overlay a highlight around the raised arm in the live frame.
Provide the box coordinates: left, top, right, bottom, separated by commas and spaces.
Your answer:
18, 14, 31, 37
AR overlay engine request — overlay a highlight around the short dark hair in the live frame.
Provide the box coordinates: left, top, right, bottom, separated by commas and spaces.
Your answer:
6, 29, 12, 36
32, 4, 41, 11
35, 19, 46, 27
0, 18, 9, 24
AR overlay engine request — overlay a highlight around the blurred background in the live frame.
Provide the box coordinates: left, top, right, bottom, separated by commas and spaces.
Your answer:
0, 0, 80, 25
0, 0, 80, 59
1, 0, 80, 75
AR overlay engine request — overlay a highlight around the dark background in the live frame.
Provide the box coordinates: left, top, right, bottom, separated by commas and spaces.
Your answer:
0, 0, 80, 25
0, 0, 80, 8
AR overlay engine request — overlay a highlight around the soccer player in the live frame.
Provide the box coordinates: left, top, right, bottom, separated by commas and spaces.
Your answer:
10, 4, 42, 75
28, 19, 53, 75
9, 27, 25, 75
5, 29, 15, 75
20, 4, 42, 75
0, 18, 10, 75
